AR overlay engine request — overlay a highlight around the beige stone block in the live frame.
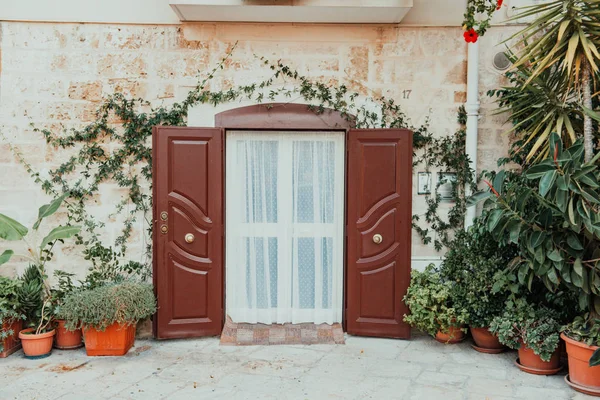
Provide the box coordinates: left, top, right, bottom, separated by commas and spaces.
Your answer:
444, 60, 467, 85
305, 57, 339, 74
454, 91, 467, 103
98, 54, 148, 78
68, 81, 103, 101
346, 46, 369, 83
107, 78, 148, 99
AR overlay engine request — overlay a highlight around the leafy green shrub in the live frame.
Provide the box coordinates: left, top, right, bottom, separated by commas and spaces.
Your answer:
470, 134, 600, 314
490, 299, 562, 362
441, 216, 517, 328
0, 276, 26, 352
403, 265, 468, 337
60, 282, 156, 331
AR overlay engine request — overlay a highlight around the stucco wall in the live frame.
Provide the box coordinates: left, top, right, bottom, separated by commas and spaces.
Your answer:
0, 21, 514, 279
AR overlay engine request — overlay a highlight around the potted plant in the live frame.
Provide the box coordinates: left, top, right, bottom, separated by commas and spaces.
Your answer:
0, 194, 81, 358
60, 281, 156, 356
0, 276, 26, 358
490, 299, 563, 375
441, 218, 515, 353
51, 270, 82, 349
404, 265, 468, 344
562, 316, 600, 395
469, 134, 600, 394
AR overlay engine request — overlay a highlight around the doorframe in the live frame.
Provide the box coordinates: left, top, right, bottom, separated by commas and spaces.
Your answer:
214, 103, 355, 330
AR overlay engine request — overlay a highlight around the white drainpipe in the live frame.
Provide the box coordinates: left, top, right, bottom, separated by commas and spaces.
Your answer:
464, 41, 480, 230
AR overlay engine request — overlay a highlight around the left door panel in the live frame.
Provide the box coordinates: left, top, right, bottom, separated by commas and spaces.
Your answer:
153, 127, 223, 339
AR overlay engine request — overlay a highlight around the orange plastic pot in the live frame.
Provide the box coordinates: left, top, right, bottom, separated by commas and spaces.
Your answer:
517, 345, 561, 374
19, 328, 55, 359
83, 323, 136, 356
0, 319, 23, 358
471, 327, 503, 351
435, 326, 464, 344
54, 320, 83, 350
562, 333, 600, 392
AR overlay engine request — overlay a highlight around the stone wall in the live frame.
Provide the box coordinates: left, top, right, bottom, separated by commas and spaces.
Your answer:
0, 21, 515, 279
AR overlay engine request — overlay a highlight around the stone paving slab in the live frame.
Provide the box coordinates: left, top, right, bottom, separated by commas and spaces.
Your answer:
0, 333, 594, 399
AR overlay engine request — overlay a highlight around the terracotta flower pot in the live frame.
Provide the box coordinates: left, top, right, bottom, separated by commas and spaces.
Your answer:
470, 326, 504, 353
83, 323, 136, 356
0, 319, 23, 358
54, 320, 83, 350
562, 333, 600, 396
18, 328, 55, 359
435, 326, 465, 344
516, 344, 561, 375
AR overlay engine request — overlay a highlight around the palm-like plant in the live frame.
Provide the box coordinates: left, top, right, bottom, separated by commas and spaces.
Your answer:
491, 50, 585, 162
506, 0, 600, 162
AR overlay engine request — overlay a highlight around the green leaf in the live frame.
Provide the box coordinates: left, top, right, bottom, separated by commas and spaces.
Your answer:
518, 264, 529, 285
568, 234, 584, 251
0, 214, 28, 241
508, 221, 522, 243
548, 267, 559, 285
526, 163, 556, 179
487, 209, 504, 232
493, 171, 506, 195
0, 250, 14, 266
589, 349, 600, 367
548, 249, 563, 262
467, 191, 494, 207
539, 170, 557, 197
530, 231, 545, 248
574, 258, 584, 278
39, 225, 81, 250
33, 193, 69, 230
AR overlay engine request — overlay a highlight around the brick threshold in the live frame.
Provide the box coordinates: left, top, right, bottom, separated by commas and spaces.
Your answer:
220, 316, 345, 346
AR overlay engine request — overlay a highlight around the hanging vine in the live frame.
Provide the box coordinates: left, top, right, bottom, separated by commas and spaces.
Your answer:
6, 43, 474, 280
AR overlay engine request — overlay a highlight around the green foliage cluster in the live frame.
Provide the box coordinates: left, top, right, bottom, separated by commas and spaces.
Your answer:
0, 276, 26, 353
403, 265, 468, 337
470, 134, 600, 313
440, 216, 517, 328
60, 282, 156, 331
490, 298, 562, 362
5, 45, 474, 282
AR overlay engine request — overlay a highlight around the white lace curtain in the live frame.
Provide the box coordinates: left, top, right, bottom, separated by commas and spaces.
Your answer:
226, 131, 344, 324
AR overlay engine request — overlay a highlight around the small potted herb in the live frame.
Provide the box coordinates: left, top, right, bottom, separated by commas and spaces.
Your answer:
0, 194, 81, 359
490, 299, 562, 375
51, 270, 82, 350
60, 281, 156, 356
0, 277, 26, 358
403, 265, 468, 343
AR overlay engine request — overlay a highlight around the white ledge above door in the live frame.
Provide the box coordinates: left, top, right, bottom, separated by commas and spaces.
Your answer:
169, 0, 414, 24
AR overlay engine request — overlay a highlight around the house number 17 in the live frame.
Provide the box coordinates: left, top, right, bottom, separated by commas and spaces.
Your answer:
402, 90, 412, 100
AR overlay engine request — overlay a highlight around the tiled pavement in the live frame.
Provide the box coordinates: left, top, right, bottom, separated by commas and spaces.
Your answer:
0, 332, 594, 400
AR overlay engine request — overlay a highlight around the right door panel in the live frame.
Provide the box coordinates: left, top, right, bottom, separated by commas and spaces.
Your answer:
346, 129, 412, 339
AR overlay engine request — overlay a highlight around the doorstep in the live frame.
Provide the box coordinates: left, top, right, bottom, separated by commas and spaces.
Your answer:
220, 316, 345, 346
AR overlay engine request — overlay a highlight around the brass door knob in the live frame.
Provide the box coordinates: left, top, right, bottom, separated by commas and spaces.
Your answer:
185, 233, 195, 243
160, 225, 168, 234
373, 234, 383, 244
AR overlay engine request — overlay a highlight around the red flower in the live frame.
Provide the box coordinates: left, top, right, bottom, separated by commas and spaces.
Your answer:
497, 0, 503, 10
464, 28, 479, 43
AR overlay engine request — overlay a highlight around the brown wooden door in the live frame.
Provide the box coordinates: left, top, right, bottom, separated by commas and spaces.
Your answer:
346, 129, 412, 339
153, 126, 223, 339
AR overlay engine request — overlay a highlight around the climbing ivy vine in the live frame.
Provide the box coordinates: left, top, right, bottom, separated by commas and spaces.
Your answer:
7, 44, 475, 281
